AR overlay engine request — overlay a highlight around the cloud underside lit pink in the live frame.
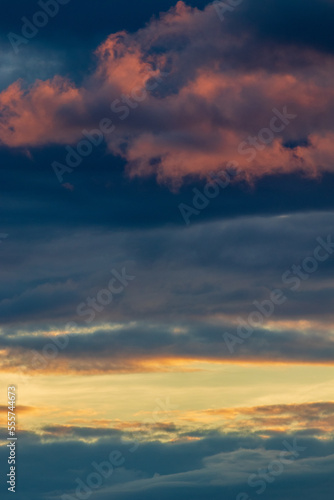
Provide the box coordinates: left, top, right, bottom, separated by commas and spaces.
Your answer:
0, 1, 334, 184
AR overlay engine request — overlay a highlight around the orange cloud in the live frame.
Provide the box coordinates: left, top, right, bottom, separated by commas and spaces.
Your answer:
179, 402, 334, 436
2, 345, 334, 375
31, 402, 334, 442
0, 405, 37, 414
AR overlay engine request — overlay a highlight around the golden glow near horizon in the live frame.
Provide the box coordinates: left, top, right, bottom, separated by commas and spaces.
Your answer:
2, 363, 333, 436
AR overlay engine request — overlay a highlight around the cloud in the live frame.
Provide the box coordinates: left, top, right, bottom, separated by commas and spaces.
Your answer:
0, 211, 334, 331
202, 402, 334, 435
0, 428, 333, 500
1, 318, 334, 374
0, 404, 37, 414
34, 402, 334, 441
0, 1, 334, 185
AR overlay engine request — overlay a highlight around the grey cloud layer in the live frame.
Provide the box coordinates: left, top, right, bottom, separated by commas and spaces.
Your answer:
1, 212, 333, 327
1, 212, 334, 368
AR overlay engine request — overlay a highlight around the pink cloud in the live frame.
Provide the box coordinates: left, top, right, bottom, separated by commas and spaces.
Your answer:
0, 1, 333, 185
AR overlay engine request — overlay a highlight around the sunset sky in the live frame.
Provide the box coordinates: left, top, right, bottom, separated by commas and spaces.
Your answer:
1, 1, 334, 499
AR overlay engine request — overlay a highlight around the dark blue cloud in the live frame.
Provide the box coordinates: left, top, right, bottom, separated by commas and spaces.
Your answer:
1, 146, 334, 232
0, 430, 332, 500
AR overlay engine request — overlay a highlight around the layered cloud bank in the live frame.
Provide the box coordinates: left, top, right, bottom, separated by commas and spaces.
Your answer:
0, 212, 333, 373
0, 2, 333, 500
1, 1, 334, 184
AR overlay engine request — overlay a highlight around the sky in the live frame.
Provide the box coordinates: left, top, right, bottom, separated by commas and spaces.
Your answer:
0, 0, 334, 499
